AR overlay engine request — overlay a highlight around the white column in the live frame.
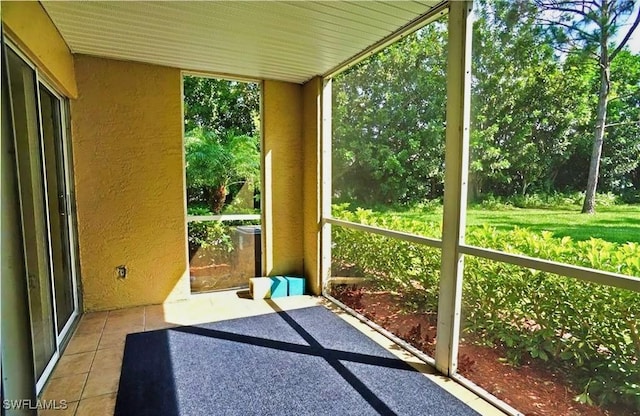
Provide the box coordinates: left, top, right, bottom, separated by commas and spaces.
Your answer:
320, 79, 332, 293
435, 0, 473, 375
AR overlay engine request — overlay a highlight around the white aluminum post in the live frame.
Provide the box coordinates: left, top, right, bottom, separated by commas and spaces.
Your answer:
435, 0, 473, 376
320, 79, 332, 293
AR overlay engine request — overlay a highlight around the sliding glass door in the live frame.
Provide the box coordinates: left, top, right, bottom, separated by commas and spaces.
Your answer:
6, 47, 58, 383
5, 42, 79, 392
40, 84, 75, 334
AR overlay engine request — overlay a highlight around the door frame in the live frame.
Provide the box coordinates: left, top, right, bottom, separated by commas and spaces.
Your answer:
4, 37, 81, 394
37, 78, 80, 342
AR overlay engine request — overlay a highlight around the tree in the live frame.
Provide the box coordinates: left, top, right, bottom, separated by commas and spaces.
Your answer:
183, 76, 261, 214
332, 20, 448, 206
470, 0, 592, 199
600, 50, 640, 193
331, 0, 640, 206
183, 76, 260, 137
185, 128, 260, 214
534, 0, 640, 213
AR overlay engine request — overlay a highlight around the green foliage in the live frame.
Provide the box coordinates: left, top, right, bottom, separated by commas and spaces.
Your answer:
331, 205, 640, 409
621, 190, 640, 204
187, 220, 234, 262
470, 0, 593, 198
532, 0, 639, 212
332, 19, 448, 205
183, 76, 261, 215
185, 128, 259, 189
475, 192, 621, 210
183, 76, 259, 137
185, 127, 260, 213
331, 207, 442, 311
331, 1, 640, 207
334, 198, 640, 245
602, 50, 640, 194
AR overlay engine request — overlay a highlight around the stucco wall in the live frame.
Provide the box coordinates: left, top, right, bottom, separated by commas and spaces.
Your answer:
2, 1, 77, 98
71, 55, 189, 311
302, 77, 323, 295
262, 80, 304, 276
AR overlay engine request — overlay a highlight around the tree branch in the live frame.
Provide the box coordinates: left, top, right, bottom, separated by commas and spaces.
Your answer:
538, 0, 600, 15
547, 38, 599, 59
610, 6, 625, 26
609, 92, 640, 102
534, 1, 594, 20
604, 120, 640, 128
536, 17, 599, 42
610, 8, 640, 61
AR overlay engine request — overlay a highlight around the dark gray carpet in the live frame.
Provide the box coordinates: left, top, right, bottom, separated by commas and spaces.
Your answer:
115, 305, 480, 416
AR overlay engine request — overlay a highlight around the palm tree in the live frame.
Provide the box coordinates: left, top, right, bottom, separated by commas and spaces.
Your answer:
185, 127, 260, 214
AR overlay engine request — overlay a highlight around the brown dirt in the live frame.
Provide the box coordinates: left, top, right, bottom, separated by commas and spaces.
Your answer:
331, 286, 634, 416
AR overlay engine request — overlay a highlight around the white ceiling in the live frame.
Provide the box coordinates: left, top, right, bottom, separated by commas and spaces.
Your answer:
42, 1, 441, 84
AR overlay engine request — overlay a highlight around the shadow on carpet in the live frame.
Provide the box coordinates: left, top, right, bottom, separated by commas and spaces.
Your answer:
115, 305, 480, 416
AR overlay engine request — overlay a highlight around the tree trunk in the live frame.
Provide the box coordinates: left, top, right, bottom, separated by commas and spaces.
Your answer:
521, 178, 530, 196
210, 184, 227, 214
468, 172, 480, 203
582, 61, 610, 214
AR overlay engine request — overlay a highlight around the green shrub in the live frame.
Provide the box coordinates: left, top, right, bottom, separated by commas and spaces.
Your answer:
188, 206, 213, 216
187, 221, 234, 261
620, 189, 640, 204
472, 192, 625, 210
331, 205, 640, 409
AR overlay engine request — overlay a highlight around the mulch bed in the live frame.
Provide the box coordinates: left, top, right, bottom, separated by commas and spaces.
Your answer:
331, 285, 636, 416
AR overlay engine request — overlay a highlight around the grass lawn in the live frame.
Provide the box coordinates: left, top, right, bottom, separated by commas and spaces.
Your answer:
364, 204, 640, 245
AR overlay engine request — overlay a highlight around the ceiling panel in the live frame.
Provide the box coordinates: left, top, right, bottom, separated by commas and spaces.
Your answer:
42, 1, 442, 83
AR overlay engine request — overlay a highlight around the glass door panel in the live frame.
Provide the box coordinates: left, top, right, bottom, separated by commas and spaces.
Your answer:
39, 84, 74, 333
6, 47, 57, 379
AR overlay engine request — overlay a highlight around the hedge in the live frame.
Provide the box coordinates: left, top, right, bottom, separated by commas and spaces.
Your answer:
331, 206, 640, 408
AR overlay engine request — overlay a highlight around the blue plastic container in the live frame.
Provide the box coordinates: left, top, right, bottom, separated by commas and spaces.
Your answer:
269, 276, 288, 298
285, 276, 305, 296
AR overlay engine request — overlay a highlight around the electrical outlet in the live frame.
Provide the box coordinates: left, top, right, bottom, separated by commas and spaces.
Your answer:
116, 265, 127, 278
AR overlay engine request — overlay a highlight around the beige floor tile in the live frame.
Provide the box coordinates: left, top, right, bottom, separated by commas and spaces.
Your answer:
145, 308, 179, 329
75, 393, 116, 416
145, 303, 165, 315
82, 368, 121, 399
105, 309, 144, 322
144, 307, 164, 321
272, 295, 321, 310
108, 305, 145, 319
102, 315, 144, 334
144, 320, 178, 331
91, 347, 124, 372
38, 399, 78, 416
158, 309, 190, 325
184, 308, 218, 324
41, 373, 87, 403
81, 311, 108, 322
98, 330, 130, 350
160, 305, 199, 325
51, 352, 94, 378
74, 319, 105, 336
64, 333, 101, 355
145, 304, 175, 321
55, 291, 501, 415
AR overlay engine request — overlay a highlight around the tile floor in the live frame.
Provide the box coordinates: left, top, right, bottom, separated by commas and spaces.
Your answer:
39, 290, 506, 416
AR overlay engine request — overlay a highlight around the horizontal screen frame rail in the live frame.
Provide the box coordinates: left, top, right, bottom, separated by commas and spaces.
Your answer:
324, 217, 443, 249
460, 244, 640, 292
187, 214, 261, 223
